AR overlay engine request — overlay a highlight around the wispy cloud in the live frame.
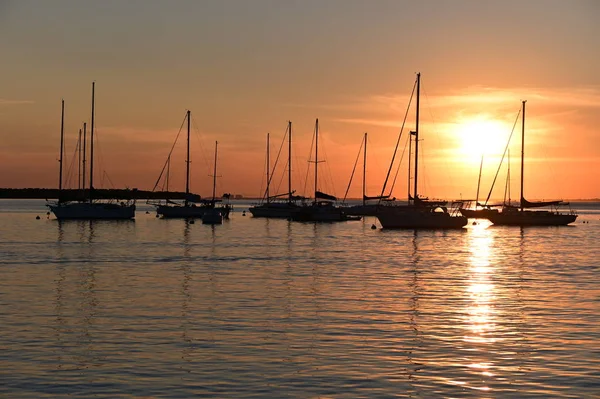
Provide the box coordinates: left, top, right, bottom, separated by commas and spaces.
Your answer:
0, 99, 34, 106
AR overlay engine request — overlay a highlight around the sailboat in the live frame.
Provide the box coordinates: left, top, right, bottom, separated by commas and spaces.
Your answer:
291, 119, 359, 222
47, 83, 136, 220
344, 132, 390, 216
155, 110, 231, 219
459, 155, 500, 219
486, 101, 577, 226
248, 122, 305, 218
376, 73, 467, 229
202, 141, 228, 224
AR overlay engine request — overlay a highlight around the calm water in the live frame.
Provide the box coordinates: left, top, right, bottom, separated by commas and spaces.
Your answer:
1, 199, 599, 398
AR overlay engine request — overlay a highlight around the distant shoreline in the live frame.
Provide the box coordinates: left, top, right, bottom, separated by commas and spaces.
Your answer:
0, 188, 597, 202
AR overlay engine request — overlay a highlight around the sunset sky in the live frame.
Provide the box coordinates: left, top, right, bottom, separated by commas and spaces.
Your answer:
1, 0, 599, 200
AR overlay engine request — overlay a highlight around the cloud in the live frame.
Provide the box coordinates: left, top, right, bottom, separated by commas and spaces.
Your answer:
0, 99, 34, 106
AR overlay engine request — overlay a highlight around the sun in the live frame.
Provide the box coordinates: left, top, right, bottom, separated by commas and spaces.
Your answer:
454, 118, 511, 163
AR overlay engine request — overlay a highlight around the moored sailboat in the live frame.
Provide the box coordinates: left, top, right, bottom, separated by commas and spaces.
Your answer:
486, 101, 577, 226
249, 121, 305, 218
291, 119, 359, 222
344, 132, 390, 216
201, 141, 229, 225
154, 110, 231, 219
376, 73, 467, 229
47, 83, 136, 220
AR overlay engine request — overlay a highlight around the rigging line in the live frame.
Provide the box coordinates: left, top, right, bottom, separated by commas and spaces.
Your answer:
483, 107, 521, 205
320, 132, 337, 197
190, 114, 212, 174
262, 126, 288, 199
303, 128, 316, 197
342, 135, 364, 203
388, 131, 409, 197
274, 158, 288, 197
64, 141, 79, 189
379, 77, 417, 203
151, 112, 187, 192
422, 85, 455, 192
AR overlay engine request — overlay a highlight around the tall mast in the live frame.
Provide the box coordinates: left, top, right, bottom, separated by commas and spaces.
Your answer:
508, 149, 511, 205
266, 133, 270, 203
475, 155, 483, 210
288, 121, 292, 204
82, 122, 87, 192
58, 99, 65, 192
520, 100, 526, 211
212, 141, 218, 202
413, 72, 421, 203
89, 82, 95, 203
77, 128, 82, 190
408, 130, 412, 201
185, 110, 191, 206
362, 132, 367, 206
314, 118, 319, 203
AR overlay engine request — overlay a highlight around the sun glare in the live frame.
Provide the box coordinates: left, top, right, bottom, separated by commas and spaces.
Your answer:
455, 118, 510, 163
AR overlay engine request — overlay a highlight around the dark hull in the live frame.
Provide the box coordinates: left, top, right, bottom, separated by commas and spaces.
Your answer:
459, 208, 499, 219
377, 206, 467, 229
345, 204, 380, 217
49, 202, 135, 220
157, 204, 231, 219
291, 204, 359, 222
487, 210, 577, 226
248, 203, 301, 218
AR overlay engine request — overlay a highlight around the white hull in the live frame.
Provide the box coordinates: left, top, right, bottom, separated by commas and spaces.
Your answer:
377, 206, 467, 229
49, 202, 135, 220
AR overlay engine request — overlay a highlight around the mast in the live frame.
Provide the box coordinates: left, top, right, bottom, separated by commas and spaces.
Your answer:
520, 100, 526, 211
212, 141, 218, 202
266, 133, 270, 203
413, 72, 421, 203
362, 132, 367, 206
475, 155, 483, 210
408, 130, 412, 201
314, 118, 319, 203
89, 82, 95, 203
508, 149, 511, 205
185, 110, 191, 206
82, 122, 87, 192
58, 99, 65, 193
77, 128, 82, 190
288, 121, 292, 204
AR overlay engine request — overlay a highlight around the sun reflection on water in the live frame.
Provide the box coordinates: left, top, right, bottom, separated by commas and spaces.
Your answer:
463, 222, 498, 391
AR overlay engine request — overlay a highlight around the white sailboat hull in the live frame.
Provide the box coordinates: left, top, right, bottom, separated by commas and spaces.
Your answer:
49, 202, 135, 220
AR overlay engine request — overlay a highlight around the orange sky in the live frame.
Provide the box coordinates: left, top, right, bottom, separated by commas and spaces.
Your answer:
1, 0, 599, 199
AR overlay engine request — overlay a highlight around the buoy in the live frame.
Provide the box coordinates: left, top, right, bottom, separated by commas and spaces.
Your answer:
472, 221, 477, 225
189, 219, 195, 224
371, 224, 377, 230
145, 211, 150, 214
36, 215, 40, 220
